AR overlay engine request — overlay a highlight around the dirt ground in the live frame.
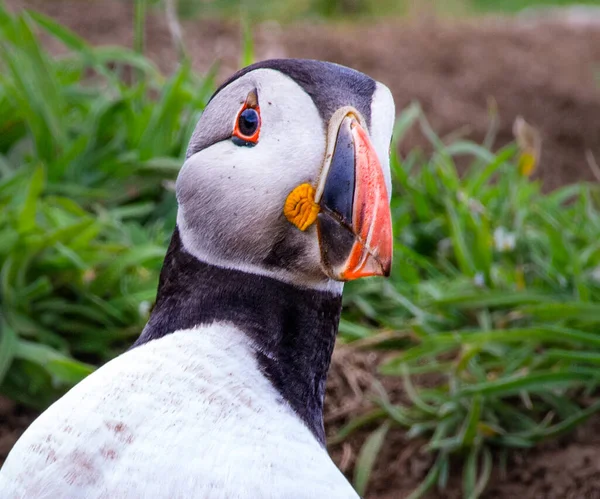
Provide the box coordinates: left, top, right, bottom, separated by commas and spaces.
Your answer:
3, 1, 600, 497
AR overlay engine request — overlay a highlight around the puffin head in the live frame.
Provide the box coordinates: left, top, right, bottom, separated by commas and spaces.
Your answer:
176, 59, 394, 290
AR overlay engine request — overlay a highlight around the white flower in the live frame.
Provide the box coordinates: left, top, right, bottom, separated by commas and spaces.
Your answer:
162, 180, 176, 192
493, 227, 516, 252
138, 301, 151, 318
458, 191, 485, 215
473, 272, 485, 287
438, 238, 452, 257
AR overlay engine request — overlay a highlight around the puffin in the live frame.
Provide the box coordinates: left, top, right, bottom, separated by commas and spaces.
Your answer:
0, 59, 395, 498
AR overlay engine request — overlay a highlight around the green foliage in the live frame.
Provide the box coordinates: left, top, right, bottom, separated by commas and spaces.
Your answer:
0, 5, 214, 408
339, 104, 600, 497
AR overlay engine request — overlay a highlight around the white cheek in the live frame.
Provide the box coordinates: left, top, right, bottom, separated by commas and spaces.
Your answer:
256, 75, 326, 188
370, 82, 396, 200
175, 69, 331, 290
181, 71, 327, 201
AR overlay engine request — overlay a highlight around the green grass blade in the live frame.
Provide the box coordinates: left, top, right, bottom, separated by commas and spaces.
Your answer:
0, 316, 17, 385
353, 421, 390, 497
240, 15, 254, 67
522, 302, 600, 323
18, 165, 44, 232
27, 10, 89, 52
455, 371, 597, 398
327, 408, 386, 446
406, 453, 445, 499
460, 395, 483, 447
15, 339, 95, 384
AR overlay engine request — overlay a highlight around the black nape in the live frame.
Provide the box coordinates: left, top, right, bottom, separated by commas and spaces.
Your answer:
134, 228, 343, 445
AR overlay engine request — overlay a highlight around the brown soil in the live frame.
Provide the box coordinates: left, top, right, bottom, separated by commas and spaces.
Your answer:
283, 20, 600, 191
4, 1, 600, 497
0, 397, 37, 467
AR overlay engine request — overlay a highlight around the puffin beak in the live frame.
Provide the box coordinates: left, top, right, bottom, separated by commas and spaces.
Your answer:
316, 113, 393, 281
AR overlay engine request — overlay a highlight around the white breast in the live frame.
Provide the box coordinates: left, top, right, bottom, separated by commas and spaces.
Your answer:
0, 324, 358, 499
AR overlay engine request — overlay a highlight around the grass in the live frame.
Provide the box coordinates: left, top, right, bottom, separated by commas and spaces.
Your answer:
0, 2, 215, 407
2, 3, 600, 498
338, 107, 600, 495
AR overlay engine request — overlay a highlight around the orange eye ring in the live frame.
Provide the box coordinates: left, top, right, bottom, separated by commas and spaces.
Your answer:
233, 89, 261, 146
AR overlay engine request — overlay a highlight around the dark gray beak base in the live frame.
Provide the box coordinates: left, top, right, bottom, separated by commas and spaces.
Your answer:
317, 114, 393, 281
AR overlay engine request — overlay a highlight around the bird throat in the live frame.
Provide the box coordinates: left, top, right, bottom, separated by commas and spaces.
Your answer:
135, 228, 343, 445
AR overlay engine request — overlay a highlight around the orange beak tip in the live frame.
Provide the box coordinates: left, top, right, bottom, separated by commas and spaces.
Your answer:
317, 112, 393, 282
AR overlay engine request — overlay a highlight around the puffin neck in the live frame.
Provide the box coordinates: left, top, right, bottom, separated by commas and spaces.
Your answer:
134, 228, 343, 445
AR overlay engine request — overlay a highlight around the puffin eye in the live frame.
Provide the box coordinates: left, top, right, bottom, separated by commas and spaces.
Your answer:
238, 109, 259, 137
232, 89, 261, 147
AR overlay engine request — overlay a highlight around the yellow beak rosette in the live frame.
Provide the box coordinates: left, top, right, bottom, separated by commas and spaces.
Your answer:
283, 183, 320, 231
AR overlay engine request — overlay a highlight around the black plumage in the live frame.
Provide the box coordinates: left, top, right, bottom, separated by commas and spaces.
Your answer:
135, 229, 342, 445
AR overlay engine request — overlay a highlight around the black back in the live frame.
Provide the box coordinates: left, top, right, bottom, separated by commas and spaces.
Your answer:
135, 229, 342, 445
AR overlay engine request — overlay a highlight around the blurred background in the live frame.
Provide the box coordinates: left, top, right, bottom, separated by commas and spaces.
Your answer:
177, 0, 600, 19
17, 0, 600, 189
1, 1, 600, 498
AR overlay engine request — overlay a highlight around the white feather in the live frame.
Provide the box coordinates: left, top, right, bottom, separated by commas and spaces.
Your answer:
0, 323, 358, 499
369, 82, 396, 199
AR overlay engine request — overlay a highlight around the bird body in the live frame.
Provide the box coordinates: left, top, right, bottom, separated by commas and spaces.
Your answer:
1, 325, 357, 498
0, 59, 395, 498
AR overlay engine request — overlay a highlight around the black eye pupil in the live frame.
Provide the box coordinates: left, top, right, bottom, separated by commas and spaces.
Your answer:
239, 108, 259, 137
